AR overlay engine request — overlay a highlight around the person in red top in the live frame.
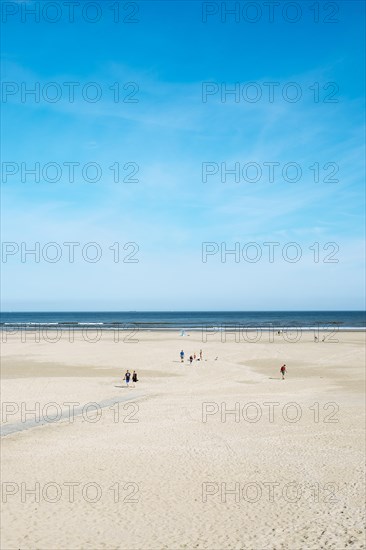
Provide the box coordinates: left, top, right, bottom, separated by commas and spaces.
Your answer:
280, 364, 287, 380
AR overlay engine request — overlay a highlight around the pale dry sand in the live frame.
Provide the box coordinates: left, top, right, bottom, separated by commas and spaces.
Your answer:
1, 330, 365, 550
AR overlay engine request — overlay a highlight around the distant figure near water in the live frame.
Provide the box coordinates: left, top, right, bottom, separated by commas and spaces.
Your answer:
132, 371, 138, 383
280, 364, 287, 380
180, 350, 184, 363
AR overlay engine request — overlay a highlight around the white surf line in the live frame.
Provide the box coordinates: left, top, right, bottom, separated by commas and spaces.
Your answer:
1, 393, 146, 438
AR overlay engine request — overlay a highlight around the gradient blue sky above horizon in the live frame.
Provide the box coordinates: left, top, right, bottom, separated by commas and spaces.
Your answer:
1, 0, 365, 311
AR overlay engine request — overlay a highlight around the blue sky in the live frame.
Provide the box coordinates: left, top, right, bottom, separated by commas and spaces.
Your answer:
1, 0, 365, 310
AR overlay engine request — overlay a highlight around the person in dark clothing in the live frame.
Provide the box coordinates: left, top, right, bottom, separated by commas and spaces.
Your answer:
124, 370, 131, 386
280, 364, 287, 380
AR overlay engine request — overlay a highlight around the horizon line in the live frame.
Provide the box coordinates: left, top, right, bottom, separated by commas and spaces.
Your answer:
1, 310, 365, 314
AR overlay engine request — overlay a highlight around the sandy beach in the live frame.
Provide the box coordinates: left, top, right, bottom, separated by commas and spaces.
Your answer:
1, 330, 365, 550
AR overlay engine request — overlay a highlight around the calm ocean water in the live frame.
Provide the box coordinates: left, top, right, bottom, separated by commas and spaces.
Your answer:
0, 311, 365, 330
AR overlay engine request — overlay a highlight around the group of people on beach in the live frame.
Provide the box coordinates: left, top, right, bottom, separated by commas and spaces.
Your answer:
179, 349, 287, 379
123, 370, 138, 386
180, 349, 203, 364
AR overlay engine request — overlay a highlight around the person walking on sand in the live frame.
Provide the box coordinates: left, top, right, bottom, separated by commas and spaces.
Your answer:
189, 355, 193, 365
193, 352, 196, 360
124, 370, 131, 386
199, 349, 203, 361
132, 371, 138, 383
280, 364, 287, 380
180, 350, 184, 363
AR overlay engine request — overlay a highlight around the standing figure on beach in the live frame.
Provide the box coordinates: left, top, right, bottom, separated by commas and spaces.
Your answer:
132, 371, 138, 383
280, 364, 287, 380
193, 352, 196, 360
199, 349, 203, 361
189, 355, 193, 365
180, 350, 184, 363
124, 370, 131, 386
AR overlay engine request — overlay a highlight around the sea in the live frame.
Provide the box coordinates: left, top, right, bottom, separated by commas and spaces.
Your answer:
0, 311, 365, 331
